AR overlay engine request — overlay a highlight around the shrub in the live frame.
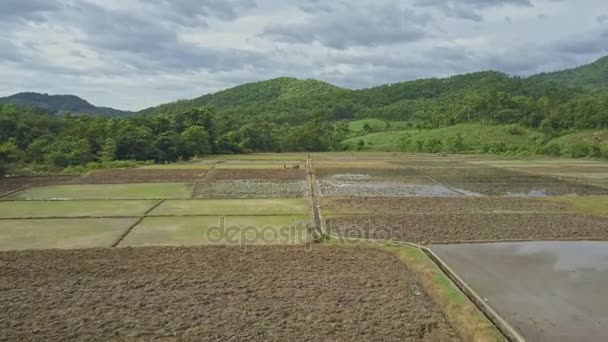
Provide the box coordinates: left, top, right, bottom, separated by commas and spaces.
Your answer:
481, 141, 507, 154
505, 125, 523, 136
541, 144, 562, 156
564, 143, 590, 158
445, 133, 466, 152
422, 138, 443, 153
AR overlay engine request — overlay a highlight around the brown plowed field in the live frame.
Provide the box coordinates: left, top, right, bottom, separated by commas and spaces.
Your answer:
207, 168, 307, 181
81, 169, 206, 183
323, 197, 571, 215
328, 214, 608, 244
0, 246, 459, 341
0, 176, 79, 196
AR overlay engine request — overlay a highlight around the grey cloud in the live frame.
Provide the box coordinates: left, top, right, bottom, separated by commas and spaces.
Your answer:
262, 3, 432, 49
414, 0, 532, 21
553, 29, 608, 55
58, 2, 264, 73
597, 15, 608, 24
0, 0, 62, 21
144, 0, 257, 25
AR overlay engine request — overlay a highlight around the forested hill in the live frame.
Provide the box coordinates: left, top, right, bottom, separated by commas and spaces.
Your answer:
139, 77, 351, 124
0, 92, 131, 117
530, 55, 608, 89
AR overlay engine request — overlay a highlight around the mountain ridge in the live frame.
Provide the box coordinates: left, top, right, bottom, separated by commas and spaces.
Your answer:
0, 92, 131, 117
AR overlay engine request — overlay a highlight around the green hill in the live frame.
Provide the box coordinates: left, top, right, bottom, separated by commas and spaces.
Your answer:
139, 77, 352, 124
0, 92, 131, 117
530, 56, 608, 89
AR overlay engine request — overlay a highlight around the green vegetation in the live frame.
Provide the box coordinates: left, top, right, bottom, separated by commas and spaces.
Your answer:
0, 218, 135, 251
345, 123, 542, 155
150, 198, 310, 216
0, 92, 131, 116
10, 183, 193, 200
2, 56, 608, 177
0, 200, 158, 218
531, 56, 608, 89
348, 119, 410, 133
119, 215, 311, 247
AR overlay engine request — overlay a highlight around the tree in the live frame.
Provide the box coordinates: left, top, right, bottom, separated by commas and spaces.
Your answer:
43, 137, 93, 168
181, 126, 211, 157
0, 140, 23, 176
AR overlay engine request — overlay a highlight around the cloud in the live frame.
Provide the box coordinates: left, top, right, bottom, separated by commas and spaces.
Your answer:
414, 0, 532, 21
0, 0, 63, 21
0, 0, 606, 110
262, 2, 432, 49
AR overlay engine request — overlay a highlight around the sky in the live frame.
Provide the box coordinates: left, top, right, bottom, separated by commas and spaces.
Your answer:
0, 0, 607, 111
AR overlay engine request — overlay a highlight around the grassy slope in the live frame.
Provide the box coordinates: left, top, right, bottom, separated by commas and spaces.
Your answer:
549, 129, 608, 147
343, 123, 538, 152
530, 56, 608, 89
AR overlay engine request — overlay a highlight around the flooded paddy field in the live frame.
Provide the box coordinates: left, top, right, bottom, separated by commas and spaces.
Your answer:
430, 241, 608, 341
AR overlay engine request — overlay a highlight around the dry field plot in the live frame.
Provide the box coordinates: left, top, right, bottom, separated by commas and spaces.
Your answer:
0, 176, 79, 196
7, 182, 194, 200
0, 218, 136, 250
328, 213, 608, 244
150, 198, 310, 216
193, 180, 309, 198
82, 168, 206, 183
0, 246, 460, 341
119, 215, 312, 246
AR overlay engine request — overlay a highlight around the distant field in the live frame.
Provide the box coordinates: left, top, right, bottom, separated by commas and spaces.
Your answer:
119, 215, 311, 247
0, 200, 157, 218
0, 218, 135, 251
150, 198, 310, 216
9, 183, 193, 200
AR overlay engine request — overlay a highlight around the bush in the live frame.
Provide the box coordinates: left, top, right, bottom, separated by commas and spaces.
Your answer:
445, 133, 466, 152
422, 138, 443, 153
505, 125, 523, 136
563, 143, 590, 158
588, 145, 602, 158
481, 141, 507, 154
541, 144, 562, 156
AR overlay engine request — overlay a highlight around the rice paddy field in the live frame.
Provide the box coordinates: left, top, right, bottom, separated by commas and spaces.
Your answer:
1, 152, 607, 341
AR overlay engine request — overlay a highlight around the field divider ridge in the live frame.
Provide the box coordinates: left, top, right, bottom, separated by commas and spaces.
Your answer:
423, 247, 525, 342
306, 155, 324, 237
0, 187, 28, 199
423, 175, 470, 196
111, 199, 166, 247
329, 235, 517, 342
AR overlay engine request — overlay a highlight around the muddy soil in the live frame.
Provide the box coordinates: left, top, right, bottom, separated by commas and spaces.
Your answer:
316, 167, 422, 179
319, 181, 461, 197
0, 246, 459, 341
328, 214, 608, 244
0, 176, 79, 196
207, 168, 307, 181
323, 197, 571, 215
449, 181, 608, 196
193, 180, 309, 198
81, 169, 206, 183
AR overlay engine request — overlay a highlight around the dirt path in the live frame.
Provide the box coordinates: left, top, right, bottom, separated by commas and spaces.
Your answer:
0, 246, 459, 341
